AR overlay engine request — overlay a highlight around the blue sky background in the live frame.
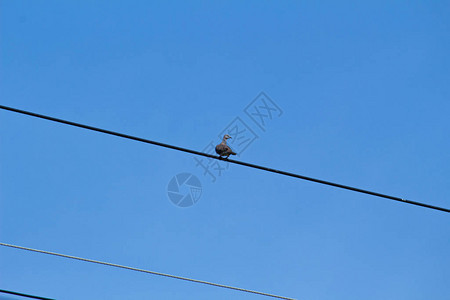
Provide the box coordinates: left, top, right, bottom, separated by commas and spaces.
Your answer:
1, 1, 450, 299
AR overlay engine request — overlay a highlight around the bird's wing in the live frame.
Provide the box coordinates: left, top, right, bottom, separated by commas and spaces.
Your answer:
215, 144, 232, 155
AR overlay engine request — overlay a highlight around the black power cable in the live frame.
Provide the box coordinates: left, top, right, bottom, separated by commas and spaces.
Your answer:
0, 289, 55, 300
1, 104, 448, 213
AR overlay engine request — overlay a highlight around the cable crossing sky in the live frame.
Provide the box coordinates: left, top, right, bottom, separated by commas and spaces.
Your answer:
0, 242, 295, 300
0, 289, 55, 300
0, 104, 449, 213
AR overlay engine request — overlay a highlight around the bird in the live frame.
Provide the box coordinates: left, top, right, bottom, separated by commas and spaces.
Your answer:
215, 134, 236, 158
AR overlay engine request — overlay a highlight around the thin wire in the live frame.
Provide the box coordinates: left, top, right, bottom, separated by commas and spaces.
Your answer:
0, 242, 295, 300
0, 104, 449, 213
0, 289, 55, 300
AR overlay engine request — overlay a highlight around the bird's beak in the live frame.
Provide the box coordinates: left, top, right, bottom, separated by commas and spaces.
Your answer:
229, 136, 232, 139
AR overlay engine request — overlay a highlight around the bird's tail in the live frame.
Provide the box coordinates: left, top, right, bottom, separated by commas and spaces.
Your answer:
231, 151, 237, 155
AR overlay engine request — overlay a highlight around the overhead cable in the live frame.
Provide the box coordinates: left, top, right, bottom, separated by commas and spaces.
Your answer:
0, 104, 448, 213
0, 242, 295, 300
0, 289, 55, 300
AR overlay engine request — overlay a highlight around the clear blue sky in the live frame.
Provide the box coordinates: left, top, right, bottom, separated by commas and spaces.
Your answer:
1, 1, 449, 299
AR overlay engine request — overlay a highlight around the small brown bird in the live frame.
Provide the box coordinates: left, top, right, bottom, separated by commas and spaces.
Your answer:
215, 134, 236, 158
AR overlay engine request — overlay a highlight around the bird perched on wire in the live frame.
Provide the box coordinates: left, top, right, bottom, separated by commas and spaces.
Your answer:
215, 134, 236, 159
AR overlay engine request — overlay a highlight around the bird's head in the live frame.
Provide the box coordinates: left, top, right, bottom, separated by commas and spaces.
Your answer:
223, 134, 232, 140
